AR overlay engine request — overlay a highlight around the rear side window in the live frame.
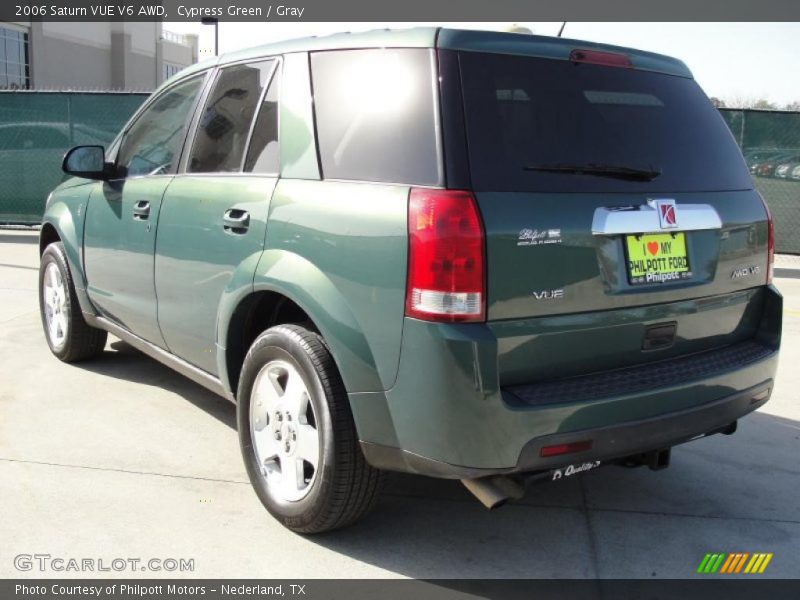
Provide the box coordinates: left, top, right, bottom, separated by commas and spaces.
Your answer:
188, 60, 275, 173
458, 52, 753, 193
311, 49, 440, 186
244, 64, 280, 174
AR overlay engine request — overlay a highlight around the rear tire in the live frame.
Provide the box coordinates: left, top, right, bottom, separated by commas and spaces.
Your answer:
237, 324, 384, 533
39, 242, 107, 362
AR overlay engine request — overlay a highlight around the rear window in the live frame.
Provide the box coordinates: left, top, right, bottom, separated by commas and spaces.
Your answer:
459, 52, 753, 193
311, 49, 440, 186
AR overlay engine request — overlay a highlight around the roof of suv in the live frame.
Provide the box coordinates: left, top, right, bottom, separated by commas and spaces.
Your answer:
178, 27, 692, 81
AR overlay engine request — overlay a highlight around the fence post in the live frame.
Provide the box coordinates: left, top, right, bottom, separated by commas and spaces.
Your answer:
739, 109, 744, 148
66, 92, 74, 146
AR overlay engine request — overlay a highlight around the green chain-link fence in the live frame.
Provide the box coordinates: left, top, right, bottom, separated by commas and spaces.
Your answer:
0, 91, 146, 224
719, 108, 800, 254
0, 94, 798, 253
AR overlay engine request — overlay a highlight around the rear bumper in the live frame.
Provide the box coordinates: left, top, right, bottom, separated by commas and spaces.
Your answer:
515, 380, 771, 473
352, 286, 782, 478
361, 379, 773, 479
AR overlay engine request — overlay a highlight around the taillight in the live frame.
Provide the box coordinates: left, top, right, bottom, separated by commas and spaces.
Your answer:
569, 49, 632, 68
762, 195, 775, 284
406, 189, 485, 322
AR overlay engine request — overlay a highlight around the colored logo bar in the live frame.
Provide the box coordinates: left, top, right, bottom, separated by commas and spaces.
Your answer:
697, 553, 773, 574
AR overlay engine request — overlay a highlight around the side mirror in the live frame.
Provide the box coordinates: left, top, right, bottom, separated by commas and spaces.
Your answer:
62, 145, 112, 180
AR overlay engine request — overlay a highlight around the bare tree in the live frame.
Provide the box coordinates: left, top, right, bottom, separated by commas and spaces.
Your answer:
753, 99, 777, 110
723, 95, 777, 110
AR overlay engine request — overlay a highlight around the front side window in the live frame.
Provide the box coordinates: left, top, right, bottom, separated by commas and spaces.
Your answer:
116, 76, 204, 177
0, 25, 30, 89
311, 49, 440, 186
188, 60, 275, 173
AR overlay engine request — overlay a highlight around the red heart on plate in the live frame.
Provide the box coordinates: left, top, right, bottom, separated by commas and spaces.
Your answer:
647, 241, 659, 256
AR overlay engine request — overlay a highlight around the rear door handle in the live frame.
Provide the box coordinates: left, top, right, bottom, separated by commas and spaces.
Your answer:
133, 200, 150, 220
223, 209, 250, 234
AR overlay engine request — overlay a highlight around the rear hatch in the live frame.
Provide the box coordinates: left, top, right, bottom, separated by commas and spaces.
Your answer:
449, 49, 771, 385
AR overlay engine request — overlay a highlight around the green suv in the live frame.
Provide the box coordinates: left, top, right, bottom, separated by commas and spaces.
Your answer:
39, 28, 781, 533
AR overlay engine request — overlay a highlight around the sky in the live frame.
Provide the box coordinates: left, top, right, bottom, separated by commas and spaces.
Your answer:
166, 22, 800, 107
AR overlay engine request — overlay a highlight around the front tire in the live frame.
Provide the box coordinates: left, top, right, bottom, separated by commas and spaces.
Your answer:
39, 242, 107, 362
237, 324, 384, 533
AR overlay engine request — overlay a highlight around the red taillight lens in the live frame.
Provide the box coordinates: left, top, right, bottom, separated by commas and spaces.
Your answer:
406, 189, 485, 322
540, 440, 593, 458
763, 195, 775, 284
569, 49, 632, 68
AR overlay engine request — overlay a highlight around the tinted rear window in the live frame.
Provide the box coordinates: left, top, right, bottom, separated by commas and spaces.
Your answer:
311, 49, 440, 186
459, 52, 752, 193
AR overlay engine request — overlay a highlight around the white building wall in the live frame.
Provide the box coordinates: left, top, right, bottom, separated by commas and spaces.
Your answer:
11, 21, 198, 91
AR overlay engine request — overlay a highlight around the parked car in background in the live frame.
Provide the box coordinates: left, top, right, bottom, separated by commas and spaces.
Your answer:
38, 28, 781, 533
744, 149, 785, 168
790, 165, 800, 181
750, 153, 800, 177
774, 160, 800, 179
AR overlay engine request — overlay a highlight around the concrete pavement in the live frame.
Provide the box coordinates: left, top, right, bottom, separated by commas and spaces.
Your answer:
1, 229, 798, 579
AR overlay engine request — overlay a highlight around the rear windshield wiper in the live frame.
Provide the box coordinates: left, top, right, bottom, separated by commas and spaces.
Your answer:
524, 162, 662, 181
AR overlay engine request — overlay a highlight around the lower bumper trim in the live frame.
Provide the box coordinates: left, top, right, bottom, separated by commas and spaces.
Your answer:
360, 380, 772, 479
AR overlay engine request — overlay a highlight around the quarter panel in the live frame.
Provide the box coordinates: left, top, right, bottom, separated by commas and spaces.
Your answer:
256, 178, 409, 392
251, 250, 383, 393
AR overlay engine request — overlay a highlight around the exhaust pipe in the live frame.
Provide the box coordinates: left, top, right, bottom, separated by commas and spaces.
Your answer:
461, 475, 525, 509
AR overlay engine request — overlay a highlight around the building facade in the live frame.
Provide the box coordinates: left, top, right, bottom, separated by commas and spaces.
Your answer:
1, 21, 198, 91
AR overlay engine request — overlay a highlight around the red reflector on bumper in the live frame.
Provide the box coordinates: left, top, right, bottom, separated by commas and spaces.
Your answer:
540, 440, 593, 458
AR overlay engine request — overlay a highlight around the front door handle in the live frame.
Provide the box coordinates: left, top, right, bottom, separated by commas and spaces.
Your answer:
133, 200, 150, 220
223, 209, 250, 235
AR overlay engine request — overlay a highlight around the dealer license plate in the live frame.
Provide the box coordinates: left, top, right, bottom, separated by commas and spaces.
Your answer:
626, 232, 691, 285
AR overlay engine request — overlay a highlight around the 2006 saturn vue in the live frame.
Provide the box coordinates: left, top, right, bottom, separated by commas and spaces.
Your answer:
39, 28, 781, 533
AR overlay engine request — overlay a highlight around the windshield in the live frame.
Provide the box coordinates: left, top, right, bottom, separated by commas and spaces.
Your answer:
459, 52, 753, 193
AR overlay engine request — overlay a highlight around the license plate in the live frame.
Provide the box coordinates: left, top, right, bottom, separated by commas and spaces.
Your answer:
625, 232, 691, 285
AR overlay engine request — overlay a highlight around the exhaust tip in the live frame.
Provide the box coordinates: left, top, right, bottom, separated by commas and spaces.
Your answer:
461, 476, 525, 510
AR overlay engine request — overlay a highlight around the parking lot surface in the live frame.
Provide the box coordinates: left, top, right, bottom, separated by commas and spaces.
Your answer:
1, 229, 799, 579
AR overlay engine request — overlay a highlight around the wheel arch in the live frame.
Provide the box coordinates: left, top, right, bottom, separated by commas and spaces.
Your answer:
39, 222, 61, 256
217, 249, 383, 400
40, 199, 96, 316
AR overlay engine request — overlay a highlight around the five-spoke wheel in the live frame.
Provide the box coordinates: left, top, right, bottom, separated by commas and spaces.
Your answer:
237, 324, 384, 533
39, 242, 107, 362
42, 261, 68, 351
251, 360, 320, 502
